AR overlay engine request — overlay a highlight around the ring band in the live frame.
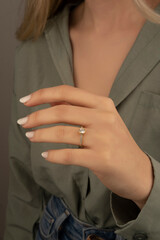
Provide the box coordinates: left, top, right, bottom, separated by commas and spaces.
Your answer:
79, 126, 86, 148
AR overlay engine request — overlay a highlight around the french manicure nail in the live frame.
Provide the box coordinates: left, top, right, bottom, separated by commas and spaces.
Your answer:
17, 116, 28, 125
41, 152, 48, 159
25, 131, 34, 138
19, 94, 31, 103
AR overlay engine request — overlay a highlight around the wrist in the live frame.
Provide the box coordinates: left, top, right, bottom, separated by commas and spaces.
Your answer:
133, 153, 154, 209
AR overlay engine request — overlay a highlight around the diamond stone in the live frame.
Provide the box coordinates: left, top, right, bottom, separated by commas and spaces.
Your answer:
79, 127, 85, 134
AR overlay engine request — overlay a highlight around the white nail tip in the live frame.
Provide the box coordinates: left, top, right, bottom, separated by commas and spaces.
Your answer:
17, 116, 28, 125
25, 131, 34, 138
19, 95, 31, 103
41, 152, 48, 158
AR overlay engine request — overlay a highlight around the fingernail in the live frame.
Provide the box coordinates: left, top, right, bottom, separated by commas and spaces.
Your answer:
19, 94, 31, 103
17, 116, 28, 125
25, 131, 34, 138
41, 152, 48, 159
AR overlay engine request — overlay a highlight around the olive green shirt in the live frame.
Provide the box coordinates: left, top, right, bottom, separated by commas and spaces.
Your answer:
3, 2, 160, 240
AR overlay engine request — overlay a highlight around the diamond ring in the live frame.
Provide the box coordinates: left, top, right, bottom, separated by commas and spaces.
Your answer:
79, 126, 86, 148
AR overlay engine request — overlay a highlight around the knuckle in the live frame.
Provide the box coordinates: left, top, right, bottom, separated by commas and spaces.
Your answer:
37, 88, 46, 98
33, 110, 41, 123
98, 97, 115, 110
102, 150, 111, 163
63, 149, 73, 164
48, 150, 55, 162
57, 85, 69, 99
98, 112, 116, 125
108, 113, 117, 124
34, 129, 42, 140
106, 97, 115, 108
54, 104, 69, 120
55, 126, 65, 140
54, 105, 64, 119
98, 97, 108, 107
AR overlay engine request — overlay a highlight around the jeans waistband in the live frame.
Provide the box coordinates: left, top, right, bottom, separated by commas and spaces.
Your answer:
37, 195, 123, 240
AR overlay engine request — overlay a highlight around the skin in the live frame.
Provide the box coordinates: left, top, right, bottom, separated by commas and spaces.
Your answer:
18, 85, 153, 210
17, 0, 160, 210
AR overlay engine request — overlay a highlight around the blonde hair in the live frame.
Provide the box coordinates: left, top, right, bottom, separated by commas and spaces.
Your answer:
16, 0, 160, 42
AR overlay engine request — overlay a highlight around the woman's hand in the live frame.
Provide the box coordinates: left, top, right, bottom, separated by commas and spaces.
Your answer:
17, 85, 154, 209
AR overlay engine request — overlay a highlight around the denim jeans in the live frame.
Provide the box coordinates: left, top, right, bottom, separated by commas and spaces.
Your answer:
35, 195, 124, 240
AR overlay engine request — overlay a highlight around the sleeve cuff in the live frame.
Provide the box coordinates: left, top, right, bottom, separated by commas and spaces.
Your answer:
110, 151, 160, 240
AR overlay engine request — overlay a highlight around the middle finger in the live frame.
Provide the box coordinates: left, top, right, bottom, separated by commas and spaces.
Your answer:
17, 104, 98, 128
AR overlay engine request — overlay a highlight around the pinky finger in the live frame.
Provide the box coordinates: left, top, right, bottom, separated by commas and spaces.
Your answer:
41, 148, 93, 169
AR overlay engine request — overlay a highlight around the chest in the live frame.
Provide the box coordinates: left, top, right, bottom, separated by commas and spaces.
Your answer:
70, 29, 143, 98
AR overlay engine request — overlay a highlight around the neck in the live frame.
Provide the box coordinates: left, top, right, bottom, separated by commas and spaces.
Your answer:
70, 0, 160, 33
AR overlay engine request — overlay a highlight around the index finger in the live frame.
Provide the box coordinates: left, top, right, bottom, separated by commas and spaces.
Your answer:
19, 85, 115, 111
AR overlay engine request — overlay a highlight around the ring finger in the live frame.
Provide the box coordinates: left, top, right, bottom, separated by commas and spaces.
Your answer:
25, 125, 93, 148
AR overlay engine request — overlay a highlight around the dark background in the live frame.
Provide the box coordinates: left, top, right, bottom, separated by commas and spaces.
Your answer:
0, 0, 25, 238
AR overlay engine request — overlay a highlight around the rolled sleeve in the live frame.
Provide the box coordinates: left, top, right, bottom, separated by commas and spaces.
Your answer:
110, 151, 160, 240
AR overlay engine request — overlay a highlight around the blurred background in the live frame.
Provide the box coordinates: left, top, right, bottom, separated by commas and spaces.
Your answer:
0, 0, 25, 238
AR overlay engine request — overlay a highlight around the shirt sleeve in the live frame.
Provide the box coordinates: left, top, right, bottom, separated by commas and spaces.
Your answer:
3, 48, 44, 240
110, 151, 160, 240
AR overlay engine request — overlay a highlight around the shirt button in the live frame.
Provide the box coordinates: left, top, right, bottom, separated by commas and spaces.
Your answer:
133, 233, 148, 240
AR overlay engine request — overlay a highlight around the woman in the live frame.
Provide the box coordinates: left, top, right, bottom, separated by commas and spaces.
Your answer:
3, 0, 160, 239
